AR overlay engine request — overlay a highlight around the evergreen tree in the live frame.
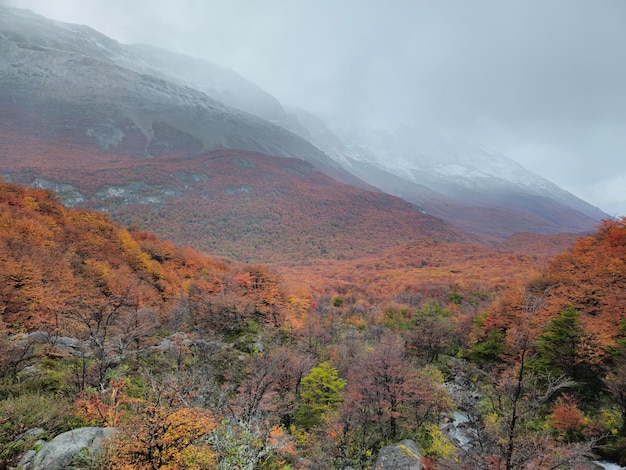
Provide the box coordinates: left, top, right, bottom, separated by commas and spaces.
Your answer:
533, 305, 583, 378
295, 361, 346, 429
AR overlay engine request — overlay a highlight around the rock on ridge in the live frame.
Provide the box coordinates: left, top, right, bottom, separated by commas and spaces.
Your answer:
372, 439, 424, 470
19, 427, 116, 470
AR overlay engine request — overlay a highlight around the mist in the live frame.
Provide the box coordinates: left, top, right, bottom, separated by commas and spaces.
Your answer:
6, 0, 626, 215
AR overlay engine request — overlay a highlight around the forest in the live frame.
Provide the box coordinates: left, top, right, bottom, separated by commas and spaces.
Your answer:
1, 179, 626, 469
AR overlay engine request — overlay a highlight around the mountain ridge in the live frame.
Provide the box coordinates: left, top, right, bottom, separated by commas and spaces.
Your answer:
0, 5, 607, 248
2, 138, 474, 263
285, 114, 606, 238
0, 5, 368, 190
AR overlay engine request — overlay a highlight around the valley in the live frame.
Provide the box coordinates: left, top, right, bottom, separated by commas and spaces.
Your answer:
1, 5, 625, 470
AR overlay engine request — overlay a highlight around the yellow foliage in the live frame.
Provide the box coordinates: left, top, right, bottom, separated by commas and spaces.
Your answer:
484, 411, 500, 436
599, 406, 621, 436
345, 315, 368, 330
418, 422, 455, 459
70, 210, 104, 224
107, 405, 217, 469
22, 196, 39, 211
116, 229, 153, 272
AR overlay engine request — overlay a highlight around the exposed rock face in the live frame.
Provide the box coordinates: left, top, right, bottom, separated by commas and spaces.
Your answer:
372, 439, 424, 470
19, 427, 116, 470
0, 5, 362, 188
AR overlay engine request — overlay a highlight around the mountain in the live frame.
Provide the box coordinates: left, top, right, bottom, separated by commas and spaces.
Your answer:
0, 6, 474, 263
0, 5, 604, 252
121, 44, 291, 126
116, 42, 592, 242
1, 8, 621, 470
285, 113, 607, 240
0, 5, 363, 188
10, 149, 471, 263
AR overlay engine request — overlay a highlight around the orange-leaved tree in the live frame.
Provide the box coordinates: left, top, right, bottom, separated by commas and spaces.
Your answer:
107, 405, 217, 470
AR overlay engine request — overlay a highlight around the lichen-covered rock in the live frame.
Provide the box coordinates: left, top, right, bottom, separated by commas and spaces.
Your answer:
372, 439, 424, 470
21, 427, 116, 470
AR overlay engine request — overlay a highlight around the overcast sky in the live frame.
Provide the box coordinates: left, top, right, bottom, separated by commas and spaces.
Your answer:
6, 0, 626, 215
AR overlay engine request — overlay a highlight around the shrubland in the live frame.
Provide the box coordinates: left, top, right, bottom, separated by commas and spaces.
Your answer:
1, 180, 625, 469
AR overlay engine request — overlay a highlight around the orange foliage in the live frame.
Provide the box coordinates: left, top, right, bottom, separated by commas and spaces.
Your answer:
0, 180, 230, 332
539, 218, 626, 359
549, 394, 590, 442
268, 425, 298, 462
278, 239, 544, 306
475, 218, 626, 367
3, 134, 470, 265
108, 405, 217, 470
75, 379, 138, 427
232, 265, 287, 326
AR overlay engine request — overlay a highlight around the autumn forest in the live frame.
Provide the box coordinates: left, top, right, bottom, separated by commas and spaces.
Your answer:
1, 178, 625, 469
3, 3, 626, 468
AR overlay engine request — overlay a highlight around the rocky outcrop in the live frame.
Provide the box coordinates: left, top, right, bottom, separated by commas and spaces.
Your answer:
372, 439, 424, 470
19, 427, 116, 470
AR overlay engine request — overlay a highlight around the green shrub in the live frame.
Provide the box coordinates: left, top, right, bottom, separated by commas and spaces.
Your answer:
0, 392, 77, 467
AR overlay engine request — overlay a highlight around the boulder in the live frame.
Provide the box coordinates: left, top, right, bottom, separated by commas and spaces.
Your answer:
20, 427, 116, 470
372, 439, 424, 470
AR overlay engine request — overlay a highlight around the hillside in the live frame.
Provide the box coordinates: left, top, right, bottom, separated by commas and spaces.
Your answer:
536, 217, 626, 342
474, 217, 626, 362
0, 179, 303, 468
0, 5, 362, 188
496, 231, 583, 256
0, 180, 233, 329
0, 5, 480, 265
0, 4, 607, 247
1, 180, 622, 469
3, 146, 470, 263
287, 115, 606, 239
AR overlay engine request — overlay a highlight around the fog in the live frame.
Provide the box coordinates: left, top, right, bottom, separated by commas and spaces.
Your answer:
6, 0, 626, 215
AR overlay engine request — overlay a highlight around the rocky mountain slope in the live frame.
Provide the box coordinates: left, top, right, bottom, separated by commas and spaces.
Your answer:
6, 147, 470, 263
119, 37, 606, 239
0, 5, 605, 249
286, 112, 606, 239
1, 6, 476, 264
0, 5, 362, 188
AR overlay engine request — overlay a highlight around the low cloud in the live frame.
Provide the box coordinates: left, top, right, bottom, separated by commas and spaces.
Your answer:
7, 0, 626, 214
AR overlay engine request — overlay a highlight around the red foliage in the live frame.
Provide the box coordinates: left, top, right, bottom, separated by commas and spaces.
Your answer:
0, 180, 230, 333
279, 239, 544, 306
540, 218, 626, 360
549, 394, 588, 442
342, 335, 451, 444
2, 125, 470, 265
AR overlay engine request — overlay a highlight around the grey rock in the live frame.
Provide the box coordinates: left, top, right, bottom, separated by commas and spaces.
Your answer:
22, 331, 81, 350
17, 449, 37, 469
24, 427, 116, 470
16, 427, 45, 440
372, 439, 423, 470
0, 5, 357, 187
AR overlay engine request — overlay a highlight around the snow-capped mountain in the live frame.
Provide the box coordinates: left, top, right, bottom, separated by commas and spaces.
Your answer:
284, 112, 606, 238
0, 5, 606, 240
341, 127, 601, 211
0, 6, 360, 187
